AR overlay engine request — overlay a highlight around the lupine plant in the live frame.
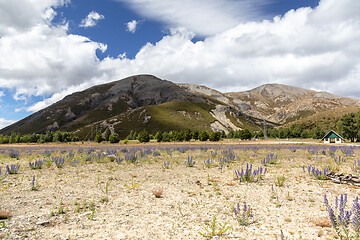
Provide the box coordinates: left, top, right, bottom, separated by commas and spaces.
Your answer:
163, 161, 171, 169
334, 156, 346, 165
124, 153, 138, 164
69, 160, 80, 167
303, 165, 329, 180
324, 194, 360, 239
234, 163, 267, 183
204, 158, 214, 168
218, 157, 229, 168
6, 164, 20, 174
233, 202, 255, 226
341, 147, 355, 157
114, 157, 122, 165
31, 175, 38, 191
185, 155, 196, 167
152, 151, 161, 157
354, 160, 360, 173
261, 153, 278, 165
53, 156, 65, 168
8, 149, 20, 159
29, 160, 44, 169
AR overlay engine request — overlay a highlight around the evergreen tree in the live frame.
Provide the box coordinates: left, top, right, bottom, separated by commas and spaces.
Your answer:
126, 130, 134, 140
154, 132, 163, 142
138, 129, 150, 143
162, 132, 170, 142
337, 112, 358, 142
95, 131, 103, 143
9, 132, 16, 144
199, 131, 209, 141
240, 129, 252, 140
184, 129, 192, 141
209, 132, 221, 141
53, 131, 63, 142
104, 128, 111, 142
109, 133, 120, 143
192, 130, 200, 140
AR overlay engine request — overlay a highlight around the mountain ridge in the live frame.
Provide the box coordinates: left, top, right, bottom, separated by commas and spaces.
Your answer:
1, 75, 359, 138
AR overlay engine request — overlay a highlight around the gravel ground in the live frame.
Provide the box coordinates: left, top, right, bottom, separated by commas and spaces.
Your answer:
0, 142, 359, 239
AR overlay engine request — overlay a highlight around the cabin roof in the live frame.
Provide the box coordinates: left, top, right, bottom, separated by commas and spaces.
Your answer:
321, 130, 344, 140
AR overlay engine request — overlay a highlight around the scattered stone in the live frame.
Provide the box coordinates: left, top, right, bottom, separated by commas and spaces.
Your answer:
36, 220, 50, 226
0, 210, 12, 219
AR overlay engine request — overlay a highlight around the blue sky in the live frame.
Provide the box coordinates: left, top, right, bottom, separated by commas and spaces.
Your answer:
0, 0, 359, 129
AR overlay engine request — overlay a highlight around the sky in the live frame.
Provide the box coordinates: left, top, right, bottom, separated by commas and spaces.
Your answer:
0, 0, 359, 129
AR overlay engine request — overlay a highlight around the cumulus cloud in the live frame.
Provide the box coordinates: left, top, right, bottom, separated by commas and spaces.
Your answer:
116, 0, 264, 36
126, 20, 139, 33
0, 0, 69, 35
79, 11, 105, 28
0, 118, 15, 129
100, 0, 360, 96
0, 0, 360, 130
0, 23, 107, 98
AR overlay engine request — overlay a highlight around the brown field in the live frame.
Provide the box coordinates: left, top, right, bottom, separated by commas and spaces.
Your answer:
0, 140, 359, 239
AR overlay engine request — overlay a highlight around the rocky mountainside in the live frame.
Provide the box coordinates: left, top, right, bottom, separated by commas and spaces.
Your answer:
181, 83, 360, 124
1, 76, 359, 138
0, 75, 261, 138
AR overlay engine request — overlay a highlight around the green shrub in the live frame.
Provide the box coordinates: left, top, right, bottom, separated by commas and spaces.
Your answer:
109, 133, 120, 143
95, 131, 103, 143
138, 129, 150, 143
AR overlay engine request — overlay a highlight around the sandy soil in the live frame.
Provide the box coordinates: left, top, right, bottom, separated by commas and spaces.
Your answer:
0, 141, 359, 239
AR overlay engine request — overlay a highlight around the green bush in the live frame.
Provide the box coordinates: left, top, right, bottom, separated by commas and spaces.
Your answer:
95, 131, 103, 143
209, 132, 221, 141
199, 131, 209, 141
138, 129, 150, 143
109, 133, 120, 143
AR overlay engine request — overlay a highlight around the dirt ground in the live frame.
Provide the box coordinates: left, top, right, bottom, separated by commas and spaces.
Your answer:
0, 141, 359, 239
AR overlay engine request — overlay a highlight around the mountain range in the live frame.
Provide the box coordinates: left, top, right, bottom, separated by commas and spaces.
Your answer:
1, 75, 359, 139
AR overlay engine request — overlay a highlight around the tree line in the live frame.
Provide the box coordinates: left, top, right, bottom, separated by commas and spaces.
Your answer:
2, 110, 359, 144
0, 131, 78, 144
336, 111, 360, 142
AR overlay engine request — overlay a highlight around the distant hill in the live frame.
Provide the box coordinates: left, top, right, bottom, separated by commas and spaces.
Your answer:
182, 83, 360, 125
0, 75, 262, 138
1, 75, 359, 139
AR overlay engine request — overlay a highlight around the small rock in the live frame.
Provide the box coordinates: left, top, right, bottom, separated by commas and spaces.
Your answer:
36, 220, 50, 226
0, 210, 12, 219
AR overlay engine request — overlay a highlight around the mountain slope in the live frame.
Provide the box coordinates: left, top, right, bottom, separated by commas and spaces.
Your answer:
2, 77, 359, 138
1, 75, 259, 138
181, 83, 360, 125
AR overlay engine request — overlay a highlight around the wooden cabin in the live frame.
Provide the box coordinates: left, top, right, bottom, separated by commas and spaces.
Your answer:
321, 130, 345, 144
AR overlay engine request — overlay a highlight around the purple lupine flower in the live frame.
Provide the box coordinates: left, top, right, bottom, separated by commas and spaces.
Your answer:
335, 196, 338, 210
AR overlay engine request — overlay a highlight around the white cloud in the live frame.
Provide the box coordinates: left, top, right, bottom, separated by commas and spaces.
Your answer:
0, 0, 359, 125
0, 22, 107, 97
100, 0, 360, 96
79, 11, 105, 28
126, 20, 139, 33
0, 118, 15, 130
116, 0, 265, 36
0, 0, 68, 35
